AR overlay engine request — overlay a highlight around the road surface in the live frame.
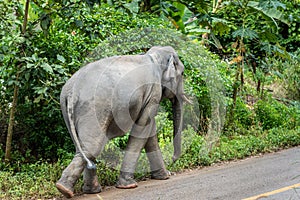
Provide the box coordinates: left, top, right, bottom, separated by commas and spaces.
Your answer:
72, 147, 300, 200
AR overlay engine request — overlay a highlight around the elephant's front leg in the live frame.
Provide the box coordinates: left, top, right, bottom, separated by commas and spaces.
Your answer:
145, 136, 170, 180
116, 101, 160, 189
116, 135, 148, 189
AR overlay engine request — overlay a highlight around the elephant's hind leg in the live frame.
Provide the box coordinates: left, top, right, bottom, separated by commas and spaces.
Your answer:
56, 154, 85, 198
76, 116, 109, 194
82, 165, 102, 194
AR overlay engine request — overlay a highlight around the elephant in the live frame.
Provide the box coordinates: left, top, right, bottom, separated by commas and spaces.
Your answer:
55, 46, 190, 198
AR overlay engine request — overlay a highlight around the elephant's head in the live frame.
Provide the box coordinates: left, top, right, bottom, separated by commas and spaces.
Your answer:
146, 46, 191, 162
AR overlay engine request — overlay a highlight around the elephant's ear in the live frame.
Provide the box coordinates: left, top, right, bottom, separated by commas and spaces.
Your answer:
164, 55, 176, 81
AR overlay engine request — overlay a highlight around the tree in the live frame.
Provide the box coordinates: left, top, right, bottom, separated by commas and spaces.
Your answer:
0, 0, 173, 161
152, 0, 293, 124
2, 0, 30, 161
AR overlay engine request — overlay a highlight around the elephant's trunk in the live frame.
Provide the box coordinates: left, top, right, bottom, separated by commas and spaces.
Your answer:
172, 96, 183, 162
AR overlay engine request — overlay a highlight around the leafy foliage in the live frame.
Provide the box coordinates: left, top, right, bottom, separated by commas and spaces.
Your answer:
276, 50, 300, 100
171, 127, 300, 171
0, 0, 299, 198
255, 99, 300, 130
0, 0, 172, 161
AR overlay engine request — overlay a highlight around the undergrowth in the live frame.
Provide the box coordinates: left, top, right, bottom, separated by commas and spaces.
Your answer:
1, 126, 299, 199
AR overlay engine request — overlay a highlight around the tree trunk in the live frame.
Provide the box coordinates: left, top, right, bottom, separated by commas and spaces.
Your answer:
228, 64, 241, 127
257, 79, 261, 93
240, 62, 244, 87
5, 0, 30, 162
5, 74, 19, 161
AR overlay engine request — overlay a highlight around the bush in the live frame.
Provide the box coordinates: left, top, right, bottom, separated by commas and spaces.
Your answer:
0, 161, 63, 199
283, 50, 300, 100
255, 99, 300, 130
0, 2, 172, 161
226, 97, 255, 131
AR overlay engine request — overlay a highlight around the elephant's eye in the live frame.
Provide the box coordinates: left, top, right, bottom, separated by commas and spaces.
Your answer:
181, 72, 184, 76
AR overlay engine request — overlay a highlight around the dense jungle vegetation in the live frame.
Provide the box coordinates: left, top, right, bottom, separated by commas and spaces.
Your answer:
0, 0, 299, 199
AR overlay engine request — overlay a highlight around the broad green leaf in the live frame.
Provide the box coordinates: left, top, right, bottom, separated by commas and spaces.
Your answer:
40, 14, 52, 33
124, 0, 140, 15
34, 94, 43, 103
34, 86, 47, 94
26, 62, 35, 68
24, 72, 30, 81
41, 63, 53, 74
172, 2, 193, 23
210, 33, 223, 49
248, 1, 289, 25
263, 8, 288, 24
107, 0, 113, 6
54, 64, 66, 74
32, 53, 38, 62
232, 27, 258, 39
7, 80, 16, 86
258, 0, 286, 10
57, 54, 65, 63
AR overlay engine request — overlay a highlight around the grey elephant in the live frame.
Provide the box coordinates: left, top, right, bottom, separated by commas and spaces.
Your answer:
56, 46, 190, 198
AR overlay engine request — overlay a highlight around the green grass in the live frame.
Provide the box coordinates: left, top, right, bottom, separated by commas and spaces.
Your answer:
1, 126, 299, 199
170, 127, 300, 171
0, 161, 63, 199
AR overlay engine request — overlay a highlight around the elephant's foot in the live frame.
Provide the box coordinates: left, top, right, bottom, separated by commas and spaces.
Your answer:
116, 172, 138, 189
83, 179, 102, 194
56, 181, 74, 198
151, 168, 170, 180
83, 183, 102, 194
83, 167, 102, 194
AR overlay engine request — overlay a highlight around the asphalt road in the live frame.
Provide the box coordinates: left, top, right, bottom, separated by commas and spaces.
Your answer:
73, 147, 300, 200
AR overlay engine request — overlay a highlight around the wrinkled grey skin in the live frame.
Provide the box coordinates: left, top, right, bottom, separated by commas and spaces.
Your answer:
56, 46, 189, 198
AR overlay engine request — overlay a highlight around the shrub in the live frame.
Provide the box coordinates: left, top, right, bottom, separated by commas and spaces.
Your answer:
283, 50, 300, 100
0, 2, 172, 161
255, 99, 300, 130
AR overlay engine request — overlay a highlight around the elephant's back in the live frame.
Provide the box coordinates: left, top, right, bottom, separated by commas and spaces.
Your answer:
62, 54, 160, 132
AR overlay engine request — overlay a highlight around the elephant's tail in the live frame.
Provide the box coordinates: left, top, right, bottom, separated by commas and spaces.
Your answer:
66, 95, 96, 170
